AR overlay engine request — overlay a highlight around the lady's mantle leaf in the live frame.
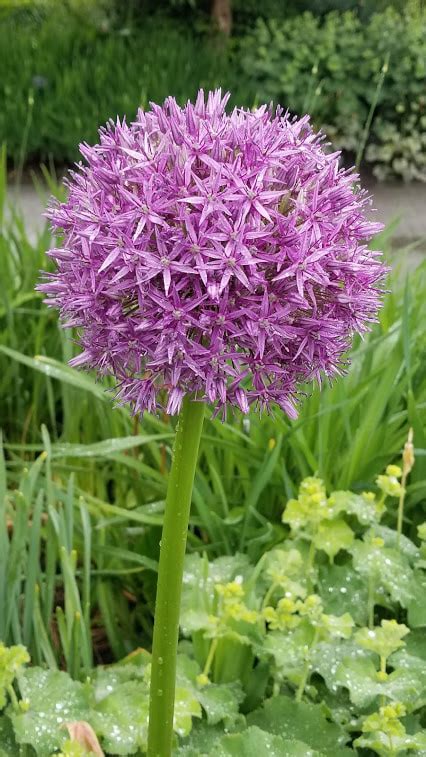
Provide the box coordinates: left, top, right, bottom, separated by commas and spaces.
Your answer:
11, 669, 91, 754
246, 695, 352, 755
212, 726, 324, 756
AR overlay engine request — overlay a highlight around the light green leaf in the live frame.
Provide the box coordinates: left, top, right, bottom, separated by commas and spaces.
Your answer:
334, 655, 426, 708
197, 682, 244, 726
355, 729, 426, 755
311, 640, 370, 694
174, 686, 202, 738
318, 563, 368, 625
247, 695, 351, 755
212, 726, 323, 756
328, 490, 379, 526
314, 519, 354, 561
11, 669, 91, 754
56, 739, 98, 757
374, 525, 420, 563
320, 613, 354, 640
407, 572, 426, 627
50, 433, 172, 459
260, 627, 311, 679
355, 620, 409, 659
351, 539, 415, 607
91, 680, 150, 755
0, 346, 108, 401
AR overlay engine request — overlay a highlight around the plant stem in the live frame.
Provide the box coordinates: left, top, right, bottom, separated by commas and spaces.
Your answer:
296, 628, 319, 702
396, 471, 407, 548
203, 637, 218, 678
147, 396, 205, 757
368, 574, 375, 629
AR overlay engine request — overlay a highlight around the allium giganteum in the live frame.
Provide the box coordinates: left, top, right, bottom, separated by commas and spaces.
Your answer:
40, 90, 386, 417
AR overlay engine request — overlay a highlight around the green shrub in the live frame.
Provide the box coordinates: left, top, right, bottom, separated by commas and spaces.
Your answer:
238, 8, 426, 181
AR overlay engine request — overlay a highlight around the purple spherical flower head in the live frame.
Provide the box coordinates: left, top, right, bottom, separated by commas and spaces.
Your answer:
39, 89, 386, 418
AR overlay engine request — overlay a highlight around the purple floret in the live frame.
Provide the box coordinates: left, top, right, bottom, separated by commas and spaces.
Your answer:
39, 89, 387, 417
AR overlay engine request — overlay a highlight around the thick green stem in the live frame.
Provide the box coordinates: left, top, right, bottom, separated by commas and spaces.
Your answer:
147, 397, 205, 757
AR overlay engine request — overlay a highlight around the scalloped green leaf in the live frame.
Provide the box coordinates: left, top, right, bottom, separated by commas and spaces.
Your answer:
247, 695, 351, 755
212, 726, 324, 756
334, 655, 426, 709
197, 682, 244, 726
318, 563, 368, 625
351, 540, 415, 608
313, 519, 354, 561
11, 669, 91, 754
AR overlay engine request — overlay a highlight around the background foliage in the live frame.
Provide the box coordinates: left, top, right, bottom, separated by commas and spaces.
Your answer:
0, 0, 425, 179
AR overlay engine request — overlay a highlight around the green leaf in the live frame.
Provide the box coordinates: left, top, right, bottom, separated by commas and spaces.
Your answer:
311, 640, 370, 694
328, 490, 379, 526
374, 525, 420, 563
351, 539, 415, 608
212, 726, 324, 756
313, 519, 354, 561
355, 620, 410, 659
91, 680, 150, 755
355, 729, 426, 755
260, 628, 309, 681
407, 572, 426, 627
173, 719, 246, 756
197, 682, 244, 726
174, 686, 202, 739
334, 655, 426, 709
50, 433, 173, 459
318, 563, 368, 626
11, 668, 91, 754
57, 739, 98, 757
247, 695, 351, 755
0, 346, 108, 401
0, 716, 18, 756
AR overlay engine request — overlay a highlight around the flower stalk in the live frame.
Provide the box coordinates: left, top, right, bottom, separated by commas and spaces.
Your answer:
147, 396, 205, 757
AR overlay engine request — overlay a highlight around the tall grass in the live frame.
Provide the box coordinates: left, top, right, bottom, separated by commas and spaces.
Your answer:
0, 6, 249, 168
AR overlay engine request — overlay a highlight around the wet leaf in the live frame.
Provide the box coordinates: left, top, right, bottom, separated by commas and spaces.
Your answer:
247, 695, 351, 754
355, 620, 409, 659
407, 572, 426, 627
374, 525, 420, 563
197, 682, 244, 726
334, 655, 426, 708
0, 716, 18, 756
90, 681, 150, 754
351, 539, 415, 607
212, 726, 323, 756
259, 627, 311, 679
313, 519, 354, 561
328, 491, 378, 526
311, 640, 370, 694
11, 669, 91, 754
355, 729, 426, 754
318, 563, 368, 625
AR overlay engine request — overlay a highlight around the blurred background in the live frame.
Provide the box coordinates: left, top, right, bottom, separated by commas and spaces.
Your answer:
1, 0, 425, 253
0, 0, 424, 171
